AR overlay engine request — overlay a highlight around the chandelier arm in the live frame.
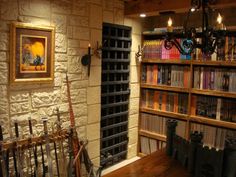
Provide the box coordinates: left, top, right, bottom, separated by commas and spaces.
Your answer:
164, 37, 195, 55
172, 39, 188, 55
165, 0, 229, 56
164, 39, 174, 50
173, 38, 192, 55
211, 38, 217, 54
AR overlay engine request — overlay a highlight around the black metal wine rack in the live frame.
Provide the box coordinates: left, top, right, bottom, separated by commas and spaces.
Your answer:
100, 23, 131, 168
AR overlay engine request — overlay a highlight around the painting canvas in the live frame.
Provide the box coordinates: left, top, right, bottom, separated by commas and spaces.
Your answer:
10, 22, 55, 84
21, 35, 47, 73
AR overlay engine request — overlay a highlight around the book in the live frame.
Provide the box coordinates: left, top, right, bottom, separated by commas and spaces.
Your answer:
149, 139, 158, 153
147, 90, 154, 109
152, 65, 158, 84
143, 64, 190, 87
216, 98, 222, 120
153, 91, 159, 110
161, 92, 167, 111
140, 136, 150, 155
147, 65, 153, 84
191, 123, 228, 150
183, 66, 189, 88
142, 65, 147, 83
141, 89, 147, 108
173, 94, 178, 113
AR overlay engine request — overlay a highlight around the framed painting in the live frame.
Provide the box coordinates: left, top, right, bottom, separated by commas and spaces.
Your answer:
10, 22, 55, 84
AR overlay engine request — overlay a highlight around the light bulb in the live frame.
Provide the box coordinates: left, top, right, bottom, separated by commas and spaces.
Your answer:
217, 13, 222, 24
168, 17, 172, 27
191, 8, 196, 12
140, 13, 146, 18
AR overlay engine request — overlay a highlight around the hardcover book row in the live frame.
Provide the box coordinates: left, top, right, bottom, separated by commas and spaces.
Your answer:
141, 90, 189, 114
193, 66, 236, 92
143, 40, 191, 60
191, 95, 236, 123
143, 37, 236, 61
140, 113, 236, 151
142, 64, 190, 88
140, 136, 166, 155
191, 123, 236, 150
140, 113, 186, 138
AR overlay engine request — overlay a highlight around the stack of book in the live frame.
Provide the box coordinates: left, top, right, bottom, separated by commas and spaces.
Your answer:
191, 123, 226, 150
143, 40, 191, 60
141, 90, 188, 114
142, 64, 190, 88
140, 136, 166, 155
140, 113, 186, 138
191, 95, 236, 122
193, 67, 236, 92
140, 113, 167, 135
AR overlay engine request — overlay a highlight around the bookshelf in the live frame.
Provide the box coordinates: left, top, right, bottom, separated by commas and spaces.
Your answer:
138, 32, 236, 156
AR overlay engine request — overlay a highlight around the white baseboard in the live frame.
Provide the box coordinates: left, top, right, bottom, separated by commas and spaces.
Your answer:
101, 156, 140, 176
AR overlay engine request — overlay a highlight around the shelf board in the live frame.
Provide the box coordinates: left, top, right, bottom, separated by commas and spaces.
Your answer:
102, 69, 129, 74
102, 80, 129, 85
190, 115, 236, 130
192, 60, 236, 67
141, 84, 189, 93
102, 47, 130, 52
142, 31, 165, 36
102, 59, 130, 63
102, 90, 130, 97
103, 35, 132, 41
139, 129, 166, 142
142, 59, 191, 65
191, 89, 236, 98
140, 107, 188, 121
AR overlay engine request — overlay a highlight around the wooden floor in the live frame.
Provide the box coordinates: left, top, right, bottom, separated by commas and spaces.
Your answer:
103, 150, 192, 177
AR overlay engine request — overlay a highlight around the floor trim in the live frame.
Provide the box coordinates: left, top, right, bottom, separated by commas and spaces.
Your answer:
101, 156, 141, 176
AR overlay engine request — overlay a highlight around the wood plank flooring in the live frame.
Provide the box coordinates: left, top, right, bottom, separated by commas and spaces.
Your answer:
103, 149, 192, 177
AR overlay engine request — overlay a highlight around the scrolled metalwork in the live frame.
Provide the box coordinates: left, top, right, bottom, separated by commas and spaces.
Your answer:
164, 0, 228, 56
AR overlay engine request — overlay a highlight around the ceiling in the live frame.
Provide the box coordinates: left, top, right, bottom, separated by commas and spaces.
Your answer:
124, 0, 236, 17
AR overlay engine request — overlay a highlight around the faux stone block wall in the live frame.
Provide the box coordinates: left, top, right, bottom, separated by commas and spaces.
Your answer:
0, 0, 142, 167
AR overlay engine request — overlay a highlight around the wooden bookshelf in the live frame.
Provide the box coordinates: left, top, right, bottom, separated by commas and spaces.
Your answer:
139, 129, 167, 142
142, 59, 191, 65
138, 33, 236, 156
191, 89, 236, 98
192, 60, 236, 67
141, 83, 189, 93
190, 115, 236, 130
143, 59, 236, 67
140, 107, 188, 121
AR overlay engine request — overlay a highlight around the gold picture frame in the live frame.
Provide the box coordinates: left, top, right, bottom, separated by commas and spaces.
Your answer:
10, 22, 55, 85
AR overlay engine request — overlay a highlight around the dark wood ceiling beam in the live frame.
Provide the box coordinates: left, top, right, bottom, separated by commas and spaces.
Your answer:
124, 0, 236, 17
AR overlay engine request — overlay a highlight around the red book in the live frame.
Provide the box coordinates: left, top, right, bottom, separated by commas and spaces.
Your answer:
174, 94, 178, 113
183, 66, 189, 88
146, 65, 153, 84
191, 95, 197, 115
153, 91, 159, 110
161, 92, 167, 111
152, 65, 158, 84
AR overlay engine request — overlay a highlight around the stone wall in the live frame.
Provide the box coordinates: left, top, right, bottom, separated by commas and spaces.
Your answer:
0, 0, 142, 168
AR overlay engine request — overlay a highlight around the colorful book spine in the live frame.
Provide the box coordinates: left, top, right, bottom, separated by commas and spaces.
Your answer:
152, 65, 158, 85
142, 65, 147, 83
